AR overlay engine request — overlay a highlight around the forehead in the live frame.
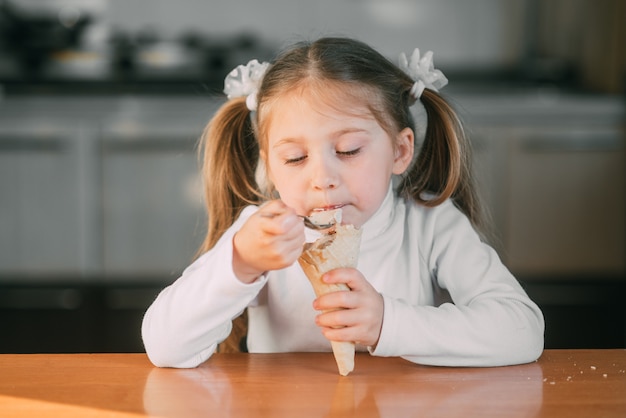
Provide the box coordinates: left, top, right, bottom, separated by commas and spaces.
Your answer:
258, 80, 384, 139
271, 80, 374, 114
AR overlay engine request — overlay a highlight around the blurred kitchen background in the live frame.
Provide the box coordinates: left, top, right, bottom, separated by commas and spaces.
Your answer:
0, 0, 624, 353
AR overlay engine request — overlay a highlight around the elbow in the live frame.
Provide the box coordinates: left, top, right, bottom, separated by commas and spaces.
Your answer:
511, 338, 544, 367
530, 337, 545, 362
527, 316, 546, 363
142, 322, 180, 368
144, 346, 177, 369
141, 312, 170, 367
141, 313, 220, 368
142, 333, 216, 368
513, 331, 544, 365
504, 309, 546, 366
145, 353, 210, 370
526, 304, 546, 362
141, 319, 199, 368
143, 339, 178, 368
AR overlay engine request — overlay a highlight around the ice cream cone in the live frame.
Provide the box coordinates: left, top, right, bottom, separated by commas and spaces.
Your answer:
298, 224, 362, 376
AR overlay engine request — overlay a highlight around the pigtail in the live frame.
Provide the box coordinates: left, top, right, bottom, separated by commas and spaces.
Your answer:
399, 89, 485, 233
198, 97, 264, 254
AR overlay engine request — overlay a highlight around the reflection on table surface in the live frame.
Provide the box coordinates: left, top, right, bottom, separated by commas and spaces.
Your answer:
144, 354, 543, 417
0, 350, 625, 417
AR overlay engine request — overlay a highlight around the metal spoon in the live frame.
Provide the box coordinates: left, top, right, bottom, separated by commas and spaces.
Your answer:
260, 212, 336, 230
299, 215, 337, 230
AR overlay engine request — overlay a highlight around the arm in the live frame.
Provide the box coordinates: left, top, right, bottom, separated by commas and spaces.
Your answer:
142, 201, 306, 368
141, 206, 267, 368
373, 201, 545, 367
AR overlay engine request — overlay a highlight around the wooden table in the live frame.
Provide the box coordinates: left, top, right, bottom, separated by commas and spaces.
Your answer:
0, 350, 625, 417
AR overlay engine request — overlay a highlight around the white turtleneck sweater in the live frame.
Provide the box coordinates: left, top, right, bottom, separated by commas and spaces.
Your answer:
142, 185, 544, 368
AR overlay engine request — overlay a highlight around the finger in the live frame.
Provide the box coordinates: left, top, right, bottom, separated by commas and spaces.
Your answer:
322, 268, 367, 291
313, 290, 353, 312
282, 217, 306, 240
316, 312, 364, 341
259, 208, 302, 236
315, 307, 354, 328
317, 311, 381, 347
321, 326, 373, 346
320, 325, 357, 343
258, 199, 289, 216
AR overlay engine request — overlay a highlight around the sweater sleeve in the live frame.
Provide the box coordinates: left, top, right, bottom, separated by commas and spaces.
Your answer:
371, 201, 545, 367
141, 206, 267, 368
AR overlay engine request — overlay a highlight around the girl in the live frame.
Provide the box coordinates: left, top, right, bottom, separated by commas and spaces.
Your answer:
142, 37, 544, 368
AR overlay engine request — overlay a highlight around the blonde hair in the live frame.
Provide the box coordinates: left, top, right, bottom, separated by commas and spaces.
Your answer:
198, 37, 485, 254
198, 97, 265, 253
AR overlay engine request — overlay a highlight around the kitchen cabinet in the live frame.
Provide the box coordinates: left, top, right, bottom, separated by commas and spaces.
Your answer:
464, 94, 626, 349
0, 121, 97, 274
100, 106, 210, 276
506, 128, 624, 277
0, 282, 163, 353
467, 131, 509, 255
461, 92, 625, 280
523, 280, 626, 348
101, 141, 201, 276
0, 96, 219, 279
99, 98, 222, 277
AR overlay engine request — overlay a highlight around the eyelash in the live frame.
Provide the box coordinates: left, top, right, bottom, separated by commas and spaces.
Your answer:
284, 156, 306, 165
284, 148, 361, 165
337, 148, 361, 157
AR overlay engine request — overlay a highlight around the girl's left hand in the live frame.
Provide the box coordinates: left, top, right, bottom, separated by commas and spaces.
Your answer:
312, 268, 383, 348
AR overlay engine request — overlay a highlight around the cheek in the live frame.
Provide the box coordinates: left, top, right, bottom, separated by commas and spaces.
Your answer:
266, 163, 301, 204
349, 156, 394, 215
355, 173, 388, 206
345, 163, 389, 205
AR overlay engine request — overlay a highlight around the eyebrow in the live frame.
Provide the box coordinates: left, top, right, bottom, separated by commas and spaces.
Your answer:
272, 127, 370, 149
271, 137, 303, 149
334, 127, 370, 137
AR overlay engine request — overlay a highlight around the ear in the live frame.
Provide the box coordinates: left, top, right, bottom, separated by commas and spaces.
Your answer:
392, 127, 414, 175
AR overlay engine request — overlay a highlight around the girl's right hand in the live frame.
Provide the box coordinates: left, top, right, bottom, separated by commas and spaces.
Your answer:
232, 200, 305, 283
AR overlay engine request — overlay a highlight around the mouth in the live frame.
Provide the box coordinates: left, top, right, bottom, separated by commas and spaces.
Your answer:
310, 204, 345, 214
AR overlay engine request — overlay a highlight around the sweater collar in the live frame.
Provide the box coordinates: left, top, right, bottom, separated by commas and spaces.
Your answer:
361, 181, 396, 242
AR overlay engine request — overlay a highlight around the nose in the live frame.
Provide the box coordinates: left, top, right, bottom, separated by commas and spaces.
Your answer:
310, 157, 339, 190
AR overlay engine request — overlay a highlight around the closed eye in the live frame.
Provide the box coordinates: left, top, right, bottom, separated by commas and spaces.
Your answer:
337, 148, 361, 157
284, 155, 307, 165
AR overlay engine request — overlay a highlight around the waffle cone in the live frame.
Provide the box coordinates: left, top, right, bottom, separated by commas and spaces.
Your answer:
298, 224, 362, 376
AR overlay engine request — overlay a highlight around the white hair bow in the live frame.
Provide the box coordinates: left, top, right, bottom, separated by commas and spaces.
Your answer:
223, 59, 270, 111
399, 49, 448, 99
